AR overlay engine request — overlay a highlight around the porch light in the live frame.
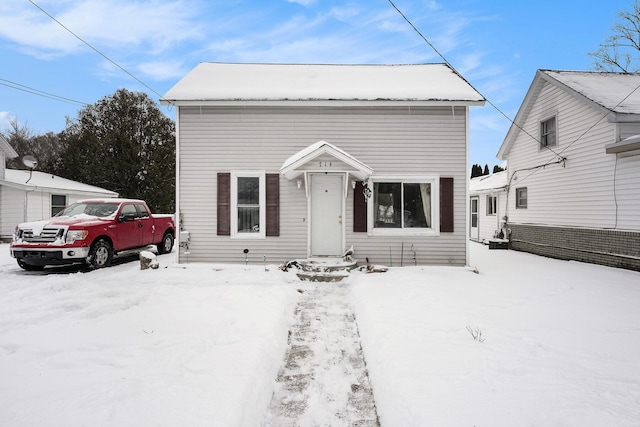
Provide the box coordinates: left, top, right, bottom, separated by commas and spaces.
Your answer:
352, 180, 357, 189
297, 179, 302, 189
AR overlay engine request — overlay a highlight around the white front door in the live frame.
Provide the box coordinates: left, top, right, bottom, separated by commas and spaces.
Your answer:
310, 174, 344, 256
470, 196, 480, 240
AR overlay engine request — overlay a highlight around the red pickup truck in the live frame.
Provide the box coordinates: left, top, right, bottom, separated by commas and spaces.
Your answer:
10, 198, 175, 271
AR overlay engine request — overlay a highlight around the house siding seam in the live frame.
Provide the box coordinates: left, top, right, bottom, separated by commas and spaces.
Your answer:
177, 105, 469, 265
508, 223, 640, 271
505, 81, 625, 228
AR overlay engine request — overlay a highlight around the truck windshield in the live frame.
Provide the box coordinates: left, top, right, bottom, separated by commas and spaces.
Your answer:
57, 202, 119, 218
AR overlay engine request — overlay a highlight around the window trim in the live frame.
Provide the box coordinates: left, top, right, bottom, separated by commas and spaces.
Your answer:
486, 195, 497, 216
515, 187, 528, 209
231, 170, 266, 239
539, 114, 557, 150
367, 175, 440, 236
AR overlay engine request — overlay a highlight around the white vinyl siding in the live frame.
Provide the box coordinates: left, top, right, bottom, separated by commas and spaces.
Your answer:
506, 80, 625, 229
468, 190, 507, 243
177, 105, 470, 265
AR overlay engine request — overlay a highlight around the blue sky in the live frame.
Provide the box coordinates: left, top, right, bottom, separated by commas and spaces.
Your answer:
0, 0, 633, 169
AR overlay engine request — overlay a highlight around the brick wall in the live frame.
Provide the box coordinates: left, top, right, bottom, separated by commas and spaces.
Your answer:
507, 223, 640, 271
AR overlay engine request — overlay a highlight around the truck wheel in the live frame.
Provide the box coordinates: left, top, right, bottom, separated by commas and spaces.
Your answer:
89, 239, 113, 269
17, 259, 45, 271
157, 232, 174, 254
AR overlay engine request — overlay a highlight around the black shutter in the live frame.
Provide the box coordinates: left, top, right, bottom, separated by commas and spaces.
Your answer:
440, 177, 454, 233
266, 174, 280, 237
353, 181, 367, 232
217, 173, 230, 236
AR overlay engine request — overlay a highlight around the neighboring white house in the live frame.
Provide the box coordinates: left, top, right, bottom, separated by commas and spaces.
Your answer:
497, 70, 640, 271
0, 136, 119, 239
469, 170, 508, 244
161, 63, 485, 265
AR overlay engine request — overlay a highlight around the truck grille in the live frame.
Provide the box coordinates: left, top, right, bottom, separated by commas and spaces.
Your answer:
21, 228, 64, 243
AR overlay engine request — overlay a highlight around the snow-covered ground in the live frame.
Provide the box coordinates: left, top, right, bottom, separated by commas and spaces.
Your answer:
1, 242, 639, 426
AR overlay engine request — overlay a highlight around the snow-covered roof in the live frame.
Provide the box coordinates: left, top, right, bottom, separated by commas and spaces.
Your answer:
161, 63, 485, 105
0, 134, 18, 159
545, 70, 640, 115
469, 170, 508, 193
280, 141, 373, 180
498, 69, 640, 159
1, 169, 118, 196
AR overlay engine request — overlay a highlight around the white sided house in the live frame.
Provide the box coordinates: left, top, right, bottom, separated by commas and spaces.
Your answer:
162, 63, 484, 266
469, 170, 508, 244
0, 137, 119, 240
497, 70, 640, 271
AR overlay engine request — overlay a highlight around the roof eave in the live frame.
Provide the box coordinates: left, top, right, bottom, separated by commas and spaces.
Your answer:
161, 99, 485, 107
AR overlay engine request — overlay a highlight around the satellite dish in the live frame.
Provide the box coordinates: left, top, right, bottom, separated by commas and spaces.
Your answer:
22, 155, 38, 169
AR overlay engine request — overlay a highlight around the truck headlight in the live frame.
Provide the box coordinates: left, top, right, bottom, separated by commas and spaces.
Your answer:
66, 230, 89, 243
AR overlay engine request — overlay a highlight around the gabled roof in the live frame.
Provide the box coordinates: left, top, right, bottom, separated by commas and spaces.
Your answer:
280, 141, 373, 181
161, 63, 485, 106
497, 70, 640, 159
0, 134, 18, 159
1, 169, 118, 196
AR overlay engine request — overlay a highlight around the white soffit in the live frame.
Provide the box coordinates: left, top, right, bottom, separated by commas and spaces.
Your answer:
280, 141, 373, 180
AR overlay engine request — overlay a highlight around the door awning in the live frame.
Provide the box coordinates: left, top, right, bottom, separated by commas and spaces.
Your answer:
280, 141, 373, 181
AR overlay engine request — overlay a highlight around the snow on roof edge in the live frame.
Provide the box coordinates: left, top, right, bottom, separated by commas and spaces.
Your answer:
162, 62, 485, 104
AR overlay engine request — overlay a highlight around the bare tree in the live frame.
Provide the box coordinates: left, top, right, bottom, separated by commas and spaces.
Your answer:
3, 119, 64, 172
590, 0, 640, 72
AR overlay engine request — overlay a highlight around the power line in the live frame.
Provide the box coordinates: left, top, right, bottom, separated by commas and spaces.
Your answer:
28, 0, 169, 103
387, 0, 564, 160
0, 77, 87, 106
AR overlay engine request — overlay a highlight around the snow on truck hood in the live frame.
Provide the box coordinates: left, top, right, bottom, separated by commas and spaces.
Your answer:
18, 214, 113, 234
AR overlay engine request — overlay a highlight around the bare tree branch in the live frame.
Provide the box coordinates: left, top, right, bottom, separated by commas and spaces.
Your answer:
591, 0, 640, 72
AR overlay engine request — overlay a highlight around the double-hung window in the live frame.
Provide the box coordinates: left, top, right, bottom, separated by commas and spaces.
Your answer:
231, 171, 265, 238
540, 116, 557, 148
370, 176, 439, 235
487, 195, 497, 215
515, 187, 527, 209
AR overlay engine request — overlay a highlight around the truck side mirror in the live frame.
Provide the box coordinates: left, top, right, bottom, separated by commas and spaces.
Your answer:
118, 213, 136, 222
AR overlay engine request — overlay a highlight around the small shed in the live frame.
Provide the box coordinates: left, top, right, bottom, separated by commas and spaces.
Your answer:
469, 170, 508, 244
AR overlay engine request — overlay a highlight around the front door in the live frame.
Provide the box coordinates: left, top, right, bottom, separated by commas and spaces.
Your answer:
310, 174, 344, 256
470, 197, 479, 241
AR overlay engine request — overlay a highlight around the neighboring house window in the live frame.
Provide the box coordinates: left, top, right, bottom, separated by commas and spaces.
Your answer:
540, 116, 556, 148
515, 187, 527, 209
369, 176, 440, 234
231, 171, 266, 238
487, 195, 497, 215
51, 194, 66, 216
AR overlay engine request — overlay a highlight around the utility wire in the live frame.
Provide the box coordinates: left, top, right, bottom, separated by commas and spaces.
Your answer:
28, 0, 169, 102
387, 0, 564, 161
0, 78, 87, 106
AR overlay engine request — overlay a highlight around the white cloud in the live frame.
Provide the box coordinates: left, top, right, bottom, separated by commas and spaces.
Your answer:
0, 1, 203, 58
286, 0, 315, 6
137, 61, 190, 81
0, 111, 12, 131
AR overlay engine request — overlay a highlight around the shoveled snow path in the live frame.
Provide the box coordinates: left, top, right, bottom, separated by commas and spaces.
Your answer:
265, 281, 379, 426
